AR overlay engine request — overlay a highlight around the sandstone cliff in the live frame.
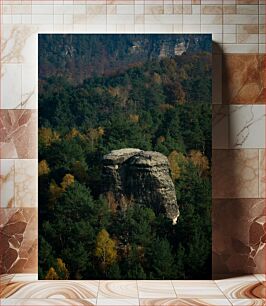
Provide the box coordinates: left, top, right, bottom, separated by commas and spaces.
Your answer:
102, 148, 179, 224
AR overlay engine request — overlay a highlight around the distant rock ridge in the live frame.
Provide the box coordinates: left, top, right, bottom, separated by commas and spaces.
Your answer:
102, 148, 180, 224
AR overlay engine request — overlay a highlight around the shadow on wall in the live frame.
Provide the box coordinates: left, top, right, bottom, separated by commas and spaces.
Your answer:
212, 42, 266, 280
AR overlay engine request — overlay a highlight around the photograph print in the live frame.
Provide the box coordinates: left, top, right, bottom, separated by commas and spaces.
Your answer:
38, 34, 212, 280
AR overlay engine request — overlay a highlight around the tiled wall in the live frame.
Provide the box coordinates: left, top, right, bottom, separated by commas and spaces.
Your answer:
0, 0, 265, 279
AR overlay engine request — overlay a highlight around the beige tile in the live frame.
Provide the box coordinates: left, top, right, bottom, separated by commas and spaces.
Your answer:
107, 5, 117, 15
116, 5, 134, 15
0, 110, 37, 159
138, 281, 176, 298
172, 280, 225, 298
0, 25, 37, 64
107, 15, 134, 25
223, 25, 237, 33
183, 24, 201, 33
237, 4, 259, 14
223, 14, 258, 24
223, 5, 237, 14
223, 33, 236, 43
1, 64, 22, 109
1, 281, 99, 299
15, 159, 37, 208
140, 298, 232, 305
32, 14, 54, 25
229, 105, 265, 149
259, 149, 265, 198
164, 5, 174, 14
201, 15, 223, 24
201, 5, 223, 14
215, 276, 263, 299
11, 274, 38, 282
259, 4, 265, 14
183, 14, 200, 24
144, 5, 164, 15
254, 274, 266, 282
145, 14, 182, 24
236, 0, 259, 3
0, 159, 15, 208
182, 5, 192, 14
213, 149, 259, 198
237, 33, 259, 43
192, 5, 200, 14
135, 15, 144, 24
12, 5, 31, 15
201, 25, 223, 34
229, 300, 266, 305
173, 5, 183, 14
222, 43, 258, 53
21, 63, 37, 109
96, 299, 139, 305
237, 25, 259, 34
32, 4, 53, 15
1, 299, 96, 305
98, 281, 138, 299
135, 4, 144, 15
86, 5, 106, 15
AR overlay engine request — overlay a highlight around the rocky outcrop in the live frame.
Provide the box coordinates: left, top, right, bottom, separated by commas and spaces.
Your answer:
102, 148, 179, 224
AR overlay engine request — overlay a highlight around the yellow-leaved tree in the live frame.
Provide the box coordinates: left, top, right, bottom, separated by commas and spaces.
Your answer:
38, 160, 50, 176
45, 267, 59, 280
168, 150, 187, 181
56, 258, 69, 280
95, 229, 117, 274
45, 258, 69, 280
189, 150, 209, 177
39, 127, 60, 147
61, 174, 75, 190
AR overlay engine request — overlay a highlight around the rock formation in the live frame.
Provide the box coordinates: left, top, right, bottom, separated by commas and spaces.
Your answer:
102, 148, 179, 224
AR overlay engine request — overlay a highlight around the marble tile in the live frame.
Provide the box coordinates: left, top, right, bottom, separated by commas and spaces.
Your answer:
21, 63, 37, 109
222, 54, 264, 104
215, 276, 265, 299
254, 274, 266, 283
236, 0, 259, 4
213, 105, 229, 149
0, 110, 37, 159
1, 64, 22, 109
138, 281, 176, 298
0, 299, 96, 305
15, 160, 37, 208
222, 44, 258, 54
229, 105, 265, 149
0, 274, 14, 295
98, 281, 138, 299
1, 281, 99, 299
229, 299, 266, 305
237, 25, 259, 34
201, 5, 223, 14
212, 199, 266, 276
0, 208, 38, 274
96, 299, 139, 305
212, 149, 259, 198
237, 4, 259, 14
11, 274, 38, 282
0, 160, 15, 208
1, 25, 37, 64
172, 280, 225, 298
139, 298, 232, 305
259, 150, 266, 198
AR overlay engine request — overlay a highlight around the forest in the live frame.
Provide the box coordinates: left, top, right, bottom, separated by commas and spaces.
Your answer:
38, 35, 212, 280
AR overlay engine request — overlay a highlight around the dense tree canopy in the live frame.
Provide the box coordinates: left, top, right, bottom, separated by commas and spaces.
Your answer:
39, 50, 211, 280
